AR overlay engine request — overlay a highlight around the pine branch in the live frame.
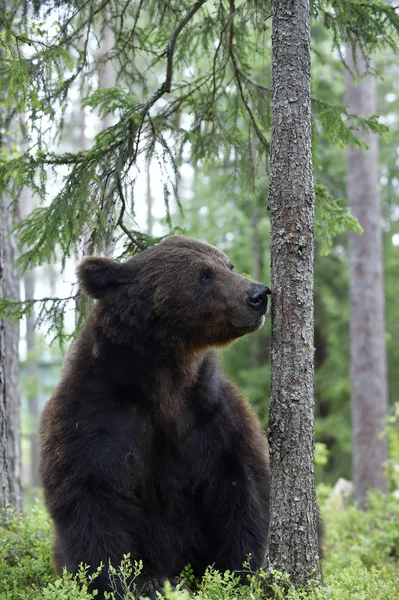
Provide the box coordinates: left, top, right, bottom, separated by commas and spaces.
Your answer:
227, 0, 270, 152
312, 96, 390, 149
315, 184, 363, 256
140, 0, 208, 110
315, 0, 399, 64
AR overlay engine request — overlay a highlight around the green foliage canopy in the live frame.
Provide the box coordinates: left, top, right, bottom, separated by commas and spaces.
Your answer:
0, 0, 396, 267
0, 0, 398, 349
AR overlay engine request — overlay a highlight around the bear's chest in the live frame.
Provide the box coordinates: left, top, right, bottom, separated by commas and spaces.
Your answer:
147, 418, 221, 490
125, 401, 226, 508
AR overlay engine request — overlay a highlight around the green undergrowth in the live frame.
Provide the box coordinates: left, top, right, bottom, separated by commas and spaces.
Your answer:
1, 490, 399, 600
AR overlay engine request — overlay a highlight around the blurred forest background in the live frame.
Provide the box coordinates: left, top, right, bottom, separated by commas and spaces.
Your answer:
0, 0, 398, 510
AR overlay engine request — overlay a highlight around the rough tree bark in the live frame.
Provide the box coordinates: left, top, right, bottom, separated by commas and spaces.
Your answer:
266, 0, 321, 585
344, 46, 389, 508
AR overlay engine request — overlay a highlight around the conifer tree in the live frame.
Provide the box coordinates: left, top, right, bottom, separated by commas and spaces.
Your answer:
2, 195, 23, 511
266, 0, 321, 585
345, 45, 389, 507
0, 197, 12, 509
0, 2, 24, 510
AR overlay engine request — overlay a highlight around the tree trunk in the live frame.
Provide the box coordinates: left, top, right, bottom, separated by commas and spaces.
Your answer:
0, 71, 23, 510
24, 268, 40, 488
0, 199, 12, 510
267, 0, 321, 585
250, 199, 262, 369
344, 47, 389, 507
20, 186, 41, 491
2, 197, 23, 511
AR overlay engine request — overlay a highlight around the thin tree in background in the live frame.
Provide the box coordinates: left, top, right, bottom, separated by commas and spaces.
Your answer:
0, 3, 23, 510
146, 161, 154, 237
345, 46, 389, 507
20, 188, 40, 490
24, 266, 40, 489
249, 136, 264, 370
0, 198, 11, 510
267, 0, 321, 585
250, 199, 263, 370
2, 197, 23, 510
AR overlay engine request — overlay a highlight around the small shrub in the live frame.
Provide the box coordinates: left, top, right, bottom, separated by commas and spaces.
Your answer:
41, 565, 101, 600
0, 492, 398, 600
322, 490, 399, 573
0, 504, 53, 600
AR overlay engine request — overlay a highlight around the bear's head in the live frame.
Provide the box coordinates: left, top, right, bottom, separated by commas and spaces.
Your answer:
78, 236, 271, 351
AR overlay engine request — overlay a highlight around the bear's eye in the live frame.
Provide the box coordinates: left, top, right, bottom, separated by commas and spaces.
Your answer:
200, 268, 214, 282
229, 263, 235, 272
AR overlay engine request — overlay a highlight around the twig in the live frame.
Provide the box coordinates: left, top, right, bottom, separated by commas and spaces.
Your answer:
238, 69, 272, 94
142, 0, 208, 107
211, 3, 231, 104
228, 0, 269, 151
57, 0, 113, 46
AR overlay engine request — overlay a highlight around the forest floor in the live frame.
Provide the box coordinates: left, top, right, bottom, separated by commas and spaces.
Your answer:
1, 489, 398, 600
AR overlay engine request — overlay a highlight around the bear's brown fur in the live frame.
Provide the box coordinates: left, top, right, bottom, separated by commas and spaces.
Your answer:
39, 236, 271, 598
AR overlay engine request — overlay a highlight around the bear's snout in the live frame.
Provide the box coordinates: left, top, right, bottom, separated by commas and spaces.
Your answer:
246, 284, 271, 312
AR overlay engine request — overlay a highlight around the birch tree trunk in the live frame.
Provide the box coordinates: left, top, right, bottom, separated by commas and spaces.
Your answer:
345, 47, 389, 508
267, 0, 321, 585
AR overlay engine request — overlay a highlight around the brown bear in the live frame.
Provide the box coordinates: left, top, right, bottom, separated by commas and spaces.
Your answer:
39, 236, 272, 598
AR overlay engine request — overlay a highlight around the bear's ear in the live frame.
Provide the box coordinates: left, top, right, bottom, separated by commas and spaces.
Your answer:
78, 257, 129, 299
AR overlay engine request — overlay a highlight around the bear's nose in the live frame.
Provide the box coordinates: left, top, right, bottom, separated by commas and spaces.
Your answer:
246, 284, 271, 312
